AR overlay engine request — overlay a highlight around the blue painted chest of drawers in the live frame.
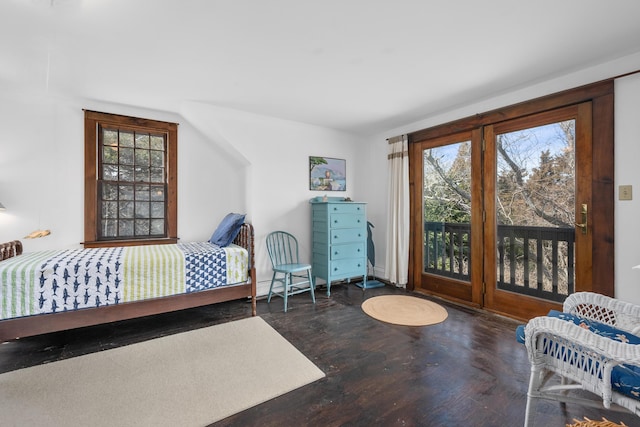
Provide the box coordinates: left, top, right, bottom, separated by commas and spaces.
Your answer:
310, 197, 367, 295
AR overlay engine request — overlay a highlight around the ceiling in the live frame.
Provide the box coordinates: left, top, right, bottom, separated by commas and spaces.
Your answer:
2, 0, 640, 135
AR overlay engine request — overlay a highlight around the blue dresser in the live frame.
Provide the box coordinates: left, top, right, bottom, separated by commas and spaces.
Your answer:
310, 197, 367, 295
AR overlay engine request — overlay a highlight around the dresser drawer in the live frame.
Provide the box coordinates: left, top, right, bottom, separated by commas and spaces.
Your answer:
330, 228, 365, 243
327, 203, 365, 214
330, 242, 364, 260
330, 258, 366, 277
330, 213, 365, 228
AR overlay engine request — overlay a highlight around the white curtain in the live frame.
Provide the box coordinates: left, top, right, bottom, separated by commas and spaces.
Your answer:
385, 135, 410, 287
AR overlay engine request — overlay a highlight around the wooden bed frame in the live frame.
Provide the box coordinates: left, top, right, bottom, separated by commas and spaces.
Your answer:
0, 239, 22, 261
0, 223, 256, 342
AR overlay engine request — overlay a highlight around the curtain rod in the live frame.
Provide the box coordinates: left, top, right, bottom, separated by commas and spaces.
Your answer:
386, 134, 407, 144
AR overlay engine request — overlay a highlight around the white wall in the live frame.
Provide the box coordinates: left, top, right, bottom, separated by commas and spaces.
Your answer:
179, 102, 365, 294
3, 51, 640, 302
0, 94, 245, 251
614, 73, 640, 303
361, 51, 640, 304
0, 93, 365, 296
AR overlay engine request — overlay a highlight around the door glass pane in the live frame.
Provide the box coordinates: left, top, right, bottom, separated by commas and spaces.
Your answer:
495, 120, 576, 302
423, 141, 472, 281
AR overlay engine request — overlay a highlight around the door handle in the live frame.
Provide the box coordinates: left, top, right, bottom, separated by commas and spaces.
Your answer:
575, 203, 587, 235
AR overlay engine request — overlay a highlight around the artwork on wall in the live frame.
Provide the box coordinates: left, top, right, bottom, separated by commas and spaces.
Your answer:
309, 156, 346, 191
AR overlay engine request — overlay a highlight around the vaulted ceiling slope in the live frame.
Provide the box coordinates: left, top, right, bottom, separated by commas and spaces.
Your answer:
2, 0, 640, 135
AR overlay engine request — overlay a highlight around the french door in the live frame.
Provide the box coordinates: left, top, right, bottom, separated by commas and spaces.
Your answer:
482, 104, 592, 318
411, 129, 484, 305
409, 81, 614, 320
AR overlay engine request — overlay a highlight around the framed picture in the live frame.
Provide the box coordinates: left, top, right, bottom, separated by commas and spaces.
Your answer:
309, 156, 346, 191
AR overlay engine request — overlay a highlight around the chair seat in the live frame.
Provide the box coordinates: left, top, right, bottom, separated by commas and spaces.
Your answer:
273, 263, 312, 273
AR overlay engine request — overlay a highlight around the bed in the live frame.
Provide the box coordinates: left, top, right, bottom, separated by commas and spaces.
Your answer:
0, 223, 256, 342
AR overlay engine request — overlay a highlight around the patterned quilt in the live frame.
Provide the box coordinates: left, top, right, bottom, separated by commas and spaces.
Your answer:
0, 242, 248, 320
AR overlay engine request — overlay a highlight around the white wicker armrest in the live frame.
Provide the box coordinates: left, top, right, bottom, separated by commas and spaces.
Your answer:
563, 292, 640, 334
524, 316, 640, 408
525, 316, 640, 364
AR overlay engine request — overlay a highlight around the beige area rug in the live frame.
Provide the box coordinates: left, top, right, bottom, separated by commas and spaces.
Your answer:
0, 317, 325, 427
362, 295, 448, 326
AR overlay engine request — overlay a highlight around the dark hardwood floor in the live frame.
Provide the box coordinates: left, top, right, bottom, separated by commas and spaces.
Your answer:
1, 284, 637, 427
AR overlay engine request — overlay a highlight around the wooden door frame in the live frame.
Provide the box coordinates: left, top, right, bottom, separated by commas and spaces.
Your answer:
408, 80, 615, 310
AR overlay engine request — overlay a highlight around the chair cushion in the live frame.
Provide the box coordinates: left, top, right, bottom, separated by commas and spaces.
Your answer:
612, 365, 640, 400
515, 310, 640, 345
546, 310, 640, 345
516, 324, 526, 344
516, 309, 640, 400
209, 213, 245, 247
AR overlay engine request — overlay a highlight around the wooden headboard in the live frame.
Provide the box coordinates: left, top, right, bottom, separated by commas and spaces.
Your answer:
0, 240, 22, 261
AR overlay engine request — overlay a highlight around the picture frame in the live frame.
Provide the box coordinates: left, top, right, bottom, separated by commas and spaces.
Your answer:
309, 156, 346, 191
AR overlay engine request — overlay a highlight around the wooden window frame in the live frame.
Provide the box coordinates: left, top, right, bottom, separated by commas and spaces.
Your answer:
84, 110, 178, 248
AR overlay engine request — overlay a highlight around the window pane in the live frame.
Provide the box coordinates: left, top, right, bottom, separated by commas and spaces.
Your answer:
151, 187, 164, 201
150, 150, 164, 167
102, 220, 117, 237
151, 202, 164, 218
120, 220, 134, 236
135, 133, 150, 149
495, 119, 576, 300
150, 167, 164, 183
102, 183, 118, 200
102, 201, 117, 218
136, 185, 150, 201
103, 145, 118, 164
120, 131, 134, 147
120, 201, 134, 218
103, 164, 118, 181
151, 219, 164, 235
423, 141, 472, 281
496, 121, 575, 227
135, 219, 150, 236
135, 201, 149, 218
150, 135, 164, 150
103, 129, 118, 146
120, 147, 134, 165
135, 149, 149, 166
119, 165, 134, 182
119, 185, 134, 200
135, 166, 149, 182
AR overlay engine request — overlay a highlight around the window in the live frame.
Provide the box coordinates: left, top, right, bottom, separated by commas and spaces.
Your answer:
84, 111, 178, 247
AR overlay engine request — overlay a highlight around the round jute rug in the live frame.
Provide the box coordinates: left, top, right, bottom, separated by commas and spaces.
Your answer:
361, 295, 448, 326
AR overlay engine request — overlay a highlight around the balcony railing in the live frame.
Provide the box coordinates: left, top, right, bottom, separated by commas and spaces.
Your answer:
424, 222, 575, 303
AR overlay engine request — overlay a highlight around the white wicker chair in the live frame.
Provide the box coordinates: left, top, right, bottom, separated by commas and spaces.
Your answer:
523, 292, 640, 427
